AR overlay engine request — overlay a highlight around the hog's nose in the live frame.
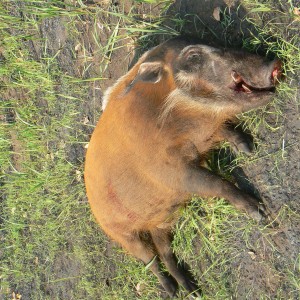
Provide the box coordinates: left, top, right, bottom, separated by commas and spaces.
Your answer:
271, 60, 282, 85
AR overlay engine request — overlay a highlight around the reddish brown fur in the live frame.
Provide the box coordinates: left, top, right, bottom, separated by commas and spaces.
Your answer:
84, 37, 280, 298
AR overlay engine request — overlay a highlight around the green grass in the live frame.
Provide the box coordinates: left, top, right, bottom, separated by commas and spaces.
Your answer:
1, 0, 299, 299
0, 4, 93, 297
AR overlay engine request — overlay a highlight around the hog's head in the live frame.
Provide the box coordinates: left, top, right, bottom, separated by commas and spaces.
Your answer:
126, 37, 281, 119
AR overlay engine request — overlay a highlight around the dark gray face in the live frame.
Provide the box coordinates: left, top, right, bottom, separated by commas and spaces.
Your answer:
172, 43, 281, 105
126, 37, 281, 114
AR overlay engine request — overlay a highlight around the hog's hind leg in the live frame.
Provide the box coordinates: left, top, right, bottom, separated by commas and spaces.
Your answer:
150, 228, 202, 299
112, 230, 177, 297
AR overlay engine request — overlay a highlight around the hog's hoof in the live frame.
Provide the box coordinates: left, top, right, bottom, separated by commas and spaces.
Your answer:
249, 209, 264, 222
182, 279, 202, 299
248, 202, 271, 224
186, 288, 202, 300
160, 276, 178, 299
234, 141, 252, 154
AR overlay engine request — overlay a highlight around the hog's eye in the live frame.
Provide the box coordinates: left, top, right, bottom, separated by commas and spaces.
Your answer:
187, 51, 201, 60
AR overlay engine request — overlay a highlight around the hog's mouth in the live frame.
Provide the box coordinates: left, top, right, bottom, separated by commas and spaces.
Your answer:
229, 64, 281, 95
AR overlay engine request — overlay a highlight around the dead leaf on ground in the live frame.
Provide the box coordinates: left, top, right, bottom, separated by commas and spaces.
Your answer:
75, 43, 81, 52
76, 170, 82, 182
12, 292, 22, 300
82, 116, 90, 125
136, 282, 145, 296
248, 251, 257, 260
293, 7, 300, 20
213, 7, 221, 21
224, 0, 237, 8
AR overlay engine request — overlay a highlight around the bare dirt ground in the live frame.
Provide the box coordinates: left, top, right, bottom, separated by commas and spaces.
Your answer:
6, 0, 299, 299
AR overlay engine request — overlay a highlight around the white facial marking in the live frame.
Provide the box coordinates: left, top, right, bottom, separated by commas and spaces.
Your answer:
211, 61, 217, 77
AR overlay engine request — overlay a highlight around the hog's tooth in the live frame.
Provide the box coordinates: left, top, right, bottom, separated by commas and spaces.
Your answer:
242, 84, 252, 93
231, 71, 238, 82
231, 71, 242, 83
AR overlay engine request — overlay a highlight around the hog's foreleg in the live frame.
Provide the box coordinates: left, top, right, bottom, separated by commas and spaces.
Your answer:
182, 167, 266, 221
220, 127, 252, 154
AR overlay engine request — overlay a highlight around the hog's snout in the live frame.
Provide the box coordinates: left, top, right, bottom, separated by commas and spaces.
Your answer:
271, 60, 282, 84
175, 44, 282, 98
229, 59, 282, 95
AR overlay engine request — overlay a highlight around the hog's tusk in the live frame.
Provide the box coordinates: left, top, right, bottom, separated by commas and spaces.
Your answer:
242, 84, 252, 93
231, 71, 242, 83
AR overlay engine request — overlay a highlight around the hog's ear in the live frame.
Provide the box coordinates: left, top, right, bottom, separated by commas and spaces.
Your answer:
134, 62, 163, 84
